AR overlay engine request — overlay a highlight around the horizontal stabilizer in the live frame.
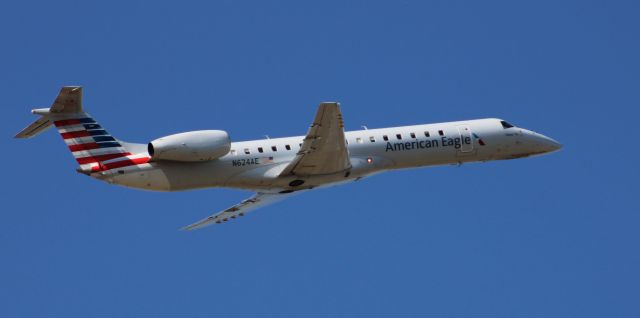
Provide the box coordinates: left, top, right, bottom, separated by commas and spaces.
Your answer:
14, 86, 83, 138
15, 116, 53, 138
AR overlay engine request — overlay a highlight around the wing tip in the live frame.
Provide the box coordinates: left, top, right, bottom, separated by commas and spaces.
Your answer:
180, 223, 206, 231
180, 216, 218, 231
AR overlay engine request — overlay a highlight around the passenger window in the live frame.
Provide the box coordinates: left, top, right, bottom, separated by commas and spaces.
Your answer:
369, 136, 376, 142
285, 144, 291, 150
230, 149, 237, 156
244, 148, 250, 155
271, 146, 277, 152
299, 143, 302, 147
258, 147, 264, 153
383, 135, 389, 141
396, 134, 402, 140
410, 132, 416, 138
424, 131, 430, 137
438, 130, 444, 136
356, 137, 363, 144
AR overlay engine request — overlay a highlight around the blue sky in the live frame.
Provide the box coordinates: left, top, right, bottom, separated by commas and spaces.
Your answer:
1, 0, 639, 317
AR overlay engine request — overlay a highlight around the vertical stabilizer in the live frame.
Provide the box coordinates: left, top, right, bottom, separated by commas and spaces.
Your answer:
15, 86, 149, 173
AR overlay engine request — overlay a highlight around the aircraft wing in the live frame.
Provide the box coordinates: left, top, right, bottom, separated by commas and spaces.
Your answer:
181, 192, 299, 231
279, 102, 351, 177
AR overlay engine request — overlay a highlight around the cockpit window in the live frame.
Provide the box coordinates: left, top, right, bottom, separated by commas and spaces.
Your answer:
501, 121, 515, 129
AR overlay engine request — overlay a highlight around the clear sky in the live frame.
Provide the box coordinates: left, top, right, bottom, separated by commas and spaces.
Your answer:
1, 0, 639, 317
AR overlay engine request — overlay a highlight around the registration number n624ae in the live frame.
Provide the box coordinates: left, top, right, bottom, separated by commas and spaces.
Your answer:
232, 158, 259, 166
231, 156, 274, 167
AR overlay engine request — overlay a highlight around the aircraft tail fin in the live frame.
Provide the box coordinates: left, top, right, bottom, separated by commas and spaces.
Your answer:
15, 86, 149, 173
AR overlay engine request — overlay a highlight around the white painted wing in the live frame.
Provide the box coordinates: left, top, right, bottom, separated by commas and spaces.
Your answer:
279, 102, 351, 177
181, 192, 298, 231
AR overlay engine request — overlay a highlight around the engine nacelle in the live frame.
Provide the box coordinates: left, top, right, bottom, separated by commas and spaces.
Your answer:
148, 130, 231, 162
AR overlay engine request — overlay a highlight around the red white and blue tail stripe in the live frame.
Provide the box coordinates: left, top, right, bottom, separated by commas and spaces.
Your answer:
15, 87, 151, 174
53, 115, 150, 173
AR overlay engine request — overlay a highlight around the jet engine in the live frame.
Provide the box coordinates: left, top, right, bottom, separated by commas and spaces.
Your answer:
148, 130, 231, 162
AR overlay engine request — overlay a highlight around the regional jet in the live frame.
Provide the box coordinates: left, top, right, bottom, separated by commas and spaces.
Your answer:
16, 87, 562, 230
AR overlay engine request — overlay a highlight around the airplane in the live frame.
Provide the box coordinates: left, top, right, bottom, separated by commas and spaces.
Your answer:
16, 86, 562, 230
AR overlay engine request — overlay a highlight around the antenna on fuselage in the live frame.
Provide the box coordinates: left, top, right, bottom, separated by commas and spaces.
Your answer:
362, 125, 368, 130
265, 135, 270, 139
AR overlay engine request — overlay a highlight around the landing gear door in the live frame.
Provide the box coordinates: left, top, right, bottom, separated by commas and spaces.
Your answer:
456, 125, 474, 153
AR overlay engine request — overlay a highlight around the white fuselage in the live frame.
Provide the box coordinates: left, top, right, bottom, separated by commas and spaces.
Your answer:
98, 118, 561, 192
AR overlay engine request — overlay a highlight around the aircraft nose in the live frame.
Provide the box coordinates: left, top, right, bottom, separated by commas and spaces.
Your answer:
534, 133, 562, 153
